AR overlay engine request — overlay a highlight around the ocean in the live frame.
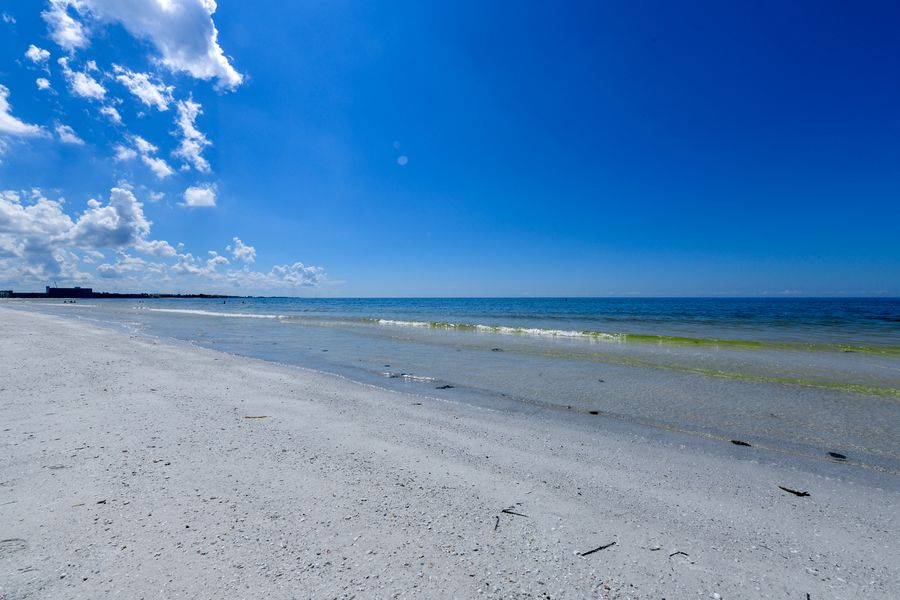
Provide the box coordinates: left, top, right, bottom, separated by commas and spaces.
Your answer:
9, 297, 900, 473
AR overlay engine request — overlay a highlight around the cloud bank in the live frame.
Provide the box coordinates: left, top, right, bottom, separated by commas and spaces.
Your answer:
0, 187, 325, 290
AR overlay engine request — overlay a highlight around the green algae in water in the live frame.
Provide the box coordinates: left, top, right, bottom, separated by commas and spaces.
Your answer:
481, 345, 900, 399
403, 331, 900, 399
582, 352, 900, 399
612, 333, 900, 357
681, 368, 900, 398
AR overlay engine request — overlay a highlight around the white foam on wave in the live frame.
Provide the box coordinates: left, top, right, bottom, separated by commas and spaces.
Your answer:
377, 319, 430, 328
376, 318, 623, 342
147, 308, 284, 319
474, 324, 622, 340
44, 303, 97, 307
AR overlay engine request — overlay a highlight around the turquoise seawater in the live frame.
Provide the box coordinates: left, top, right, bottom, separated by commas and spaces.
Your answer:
9, 297, 900, 474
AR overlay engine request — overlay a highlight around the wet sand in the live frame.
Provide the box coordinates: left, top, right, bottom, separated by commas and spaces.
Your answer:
1, 307, 898, 598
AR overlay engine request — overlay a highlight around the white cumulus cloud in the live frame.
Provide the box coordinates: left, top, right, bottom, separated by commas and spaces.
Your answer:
36, 78, 53, 91
1, 188, 326, 289
171, 250, 326, 290
172, 250, 229, 275
0, 84, 44, 137
135, 238, 176, 257
43, 0, 242, 89
182, 184, 216, 207
68, 188, 152, 248
222, 262, 326, 289
97, 250, 152, 279
270, 262, 325, 287
42, 0, 90, 52
26, 44, 51, 64
228, 237, 255, 263
0, 187, 171, 280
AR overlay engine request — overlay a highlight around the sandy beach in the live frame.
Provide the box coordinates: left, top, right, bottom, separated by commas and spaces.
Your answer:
1, 306, 898, 599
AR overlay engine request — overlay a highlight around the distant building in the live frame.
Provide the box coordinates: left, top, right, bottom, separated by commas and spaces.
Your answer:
0, 287, 233, 299
45, 286, 93, 298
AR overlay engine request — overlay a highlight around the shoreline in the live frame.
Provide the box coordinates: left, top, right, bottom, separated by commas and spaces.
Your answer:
1, 307, 898, 598
8, 300, 900, 478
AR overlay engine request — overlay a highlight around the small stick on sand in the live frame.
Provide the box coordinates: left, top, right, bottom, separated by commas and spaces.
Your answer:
501, 508, 528, 518
579, 541, 616, 556
778, 485, 810, 497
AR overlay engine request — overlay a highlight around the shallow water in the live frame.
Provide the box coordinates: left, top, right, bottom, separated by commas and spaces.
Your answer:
7, 297, 900, 473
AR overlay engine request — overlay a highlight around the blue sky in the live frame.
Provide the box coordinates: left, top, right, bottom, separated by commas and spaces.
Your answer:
0, 1, 898, 296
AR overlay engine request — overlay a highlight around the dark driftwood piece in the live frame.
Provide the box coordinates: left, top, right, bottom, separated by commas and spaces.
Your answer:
731, 439, 752, 447
579, 541, 616, 556
501, 508, 528, 518
778, 485, 810, 497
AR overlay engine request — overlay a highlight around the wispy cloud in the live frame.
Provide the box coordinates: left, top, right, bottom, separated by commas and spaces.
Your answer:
173, 99, 211, 172
114, 135, 175, 179
113, 64, 173, 111
58, 56, 106, 100
55, 122, 84, 145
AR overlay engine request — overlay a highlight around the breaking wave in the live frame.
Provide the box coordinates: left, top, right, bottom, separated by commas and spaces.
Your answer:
374, 318, 624, 341
370, 318, 900, 355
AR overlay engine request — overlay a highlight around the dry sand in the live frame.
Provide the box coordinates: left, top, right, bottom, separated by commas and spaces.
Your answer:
1, 306, 898, 599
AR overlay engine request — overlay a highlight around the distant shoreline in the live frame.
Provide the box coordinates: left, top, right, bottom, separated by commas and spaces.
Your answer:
3, 293, 899, 300
1, 291, 241, 299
